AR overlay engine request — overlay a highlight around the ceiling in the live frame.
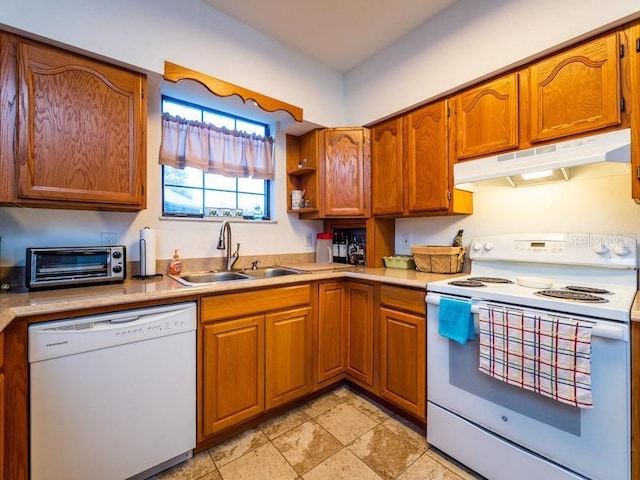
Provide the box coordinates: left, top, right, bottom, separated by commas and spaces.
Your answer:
201, 0, 458, 72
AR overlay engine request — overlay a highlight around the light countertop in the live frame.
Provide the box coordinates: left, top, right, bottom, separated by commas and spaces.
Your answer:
0, 267, 460, 332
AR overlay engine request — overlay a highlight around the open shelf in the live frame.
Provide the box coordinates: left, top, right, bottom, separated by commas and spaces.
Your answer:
287, 208, 318, 214
287, 167, 317, 176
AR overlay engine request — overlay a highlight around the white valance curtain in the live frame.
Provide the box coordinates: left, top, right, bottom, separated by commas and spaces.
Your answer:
159, 114, 274, 180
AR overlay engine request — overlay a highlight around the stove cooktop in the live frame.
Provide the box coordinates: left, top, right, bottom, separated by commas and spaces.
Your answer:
428, 274, 636, 322
427, 233, 638, 322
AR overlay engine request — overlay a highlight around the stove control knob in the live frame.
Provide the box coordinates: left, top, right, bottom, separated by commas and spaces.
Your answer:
483, 241, 494, 251
613, 244, 629, 257
472, 241, 483, 251
593, 244, 609, 255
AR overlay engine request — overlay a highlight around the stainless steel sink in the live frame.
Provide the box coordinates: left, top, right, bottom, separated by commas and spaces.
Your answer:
170, 271, 251, 286
169, 267, 302, 286
242, 267, 302, 278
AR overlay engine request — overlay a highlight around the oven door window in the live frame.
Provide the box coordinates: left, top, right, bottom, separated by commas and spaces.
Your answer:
449, 340, 580, 434
34, 251, 110, 281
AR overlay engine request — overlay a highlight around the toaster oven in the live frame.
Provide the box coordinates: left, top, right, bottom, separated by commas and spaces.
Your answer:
26, 246, 126, 290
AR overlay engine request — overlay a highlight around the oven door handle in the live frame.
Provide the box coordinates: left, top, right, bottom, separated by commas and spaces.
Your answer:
425, 292, 628, 341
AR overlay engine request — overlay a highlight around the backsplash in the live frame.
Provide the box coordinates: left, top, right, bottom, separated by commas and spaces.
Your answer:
395, 168, 640, 254
0, 252, 316, 292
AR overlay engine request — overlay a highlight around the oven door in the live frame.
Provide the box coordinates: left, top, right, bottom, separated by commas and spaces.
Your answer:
426, 292, 629, 480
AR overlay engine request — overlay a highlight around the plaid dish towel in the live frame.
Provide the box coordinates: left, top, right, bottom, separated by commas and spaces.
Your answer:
478, 305, 594, 408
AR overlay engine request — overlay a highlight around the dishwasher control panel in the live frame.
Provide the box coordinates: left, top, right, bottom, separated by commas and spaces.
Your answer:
28, 302, 196, 363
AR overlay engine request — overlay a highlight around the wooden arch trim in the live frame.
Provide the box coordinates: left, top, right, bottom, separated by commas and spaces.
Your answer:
163, 61, 303, 122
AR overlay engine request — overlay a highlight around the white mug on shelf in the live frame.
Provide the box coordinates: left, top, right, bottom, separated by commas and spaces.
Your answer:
291, 189, 305, 209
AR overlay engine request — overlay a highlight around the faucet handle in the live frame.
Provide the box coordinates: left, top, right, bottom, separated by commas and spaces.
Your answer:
233, 243, 240, 256
251, 260, 260, 270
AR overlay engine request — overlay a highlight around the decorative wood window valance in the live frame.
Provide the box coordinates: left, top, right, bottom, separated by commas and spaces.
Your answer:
159, 114, 275, 179
163, 61, 303, 122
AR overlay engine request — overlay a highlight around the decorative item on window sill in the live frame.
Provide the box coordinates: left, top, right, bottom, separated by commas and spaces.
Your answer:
205, 208, 244, 218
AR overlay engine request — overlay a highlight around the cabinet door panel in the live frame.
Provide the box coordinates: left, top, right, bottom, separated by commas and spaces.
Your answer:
346, 282, 375, 387
379, 307, 425, 419
371, 118, 403, 216
529, 34, 620, 142
323, 128, 370, 217
406, 101, 449, 213
317, 283, 347, 384
456, 74, 519, 159
16, 41, 145, 207
202, 316, 264, 436
0, 33, 17, 204
266, 307, 313, 409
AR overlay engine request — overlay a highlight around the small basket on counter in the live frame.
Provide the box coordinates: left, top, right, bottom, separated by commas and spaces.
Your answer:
410, 245, 466, 273
382, 255, 416, 269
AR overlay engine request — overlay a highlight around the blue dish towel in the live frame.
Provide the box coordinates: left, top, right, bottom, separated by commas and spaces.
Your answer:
438, 298, 474, 344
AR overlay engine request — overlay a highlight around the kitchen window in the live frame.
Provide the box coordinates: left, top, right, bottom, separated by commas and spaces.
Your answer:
161, 96, 271, 219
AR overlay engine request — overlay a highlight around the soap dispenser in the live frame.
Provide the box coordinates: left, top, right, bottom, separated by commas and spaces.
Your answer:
169, 249, 182, 275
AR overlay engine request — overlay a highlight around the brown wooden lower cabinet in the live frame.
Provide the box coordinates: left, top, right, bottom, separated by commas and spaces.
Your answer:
316, 282, 347, 386
202, 315, 265, 436
199, 285, 312, 440
266, 307, 313, 409
345, 282, 376, 388
379, 307, 425, 419
378, 285, 426, 420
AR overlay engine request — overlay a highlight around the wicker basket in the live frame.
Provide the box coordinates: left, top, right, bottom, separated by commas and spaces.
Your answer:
411, 245, 466, 273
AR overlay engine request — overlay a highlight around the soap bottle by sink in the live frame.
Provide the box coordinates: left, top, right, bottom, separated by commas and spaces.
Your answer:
169, 249, 182, 275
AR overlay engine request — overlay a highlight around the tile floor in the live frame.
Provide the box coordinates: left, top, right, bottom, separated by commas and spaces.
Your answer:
151, 385, 484, 480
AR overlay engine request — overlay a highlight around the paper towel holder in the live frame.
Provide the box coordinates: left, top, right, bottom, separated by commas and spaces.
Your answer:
132, 228, 163, 280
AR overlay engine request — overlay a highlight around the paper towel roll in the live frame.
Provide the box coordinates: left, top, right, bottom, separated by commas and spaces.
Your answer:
139, 227, 157, 276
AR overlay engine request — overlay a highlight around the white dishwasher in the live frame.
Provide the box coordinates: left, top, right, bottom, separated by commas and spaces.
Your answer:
29, 302, 197, 480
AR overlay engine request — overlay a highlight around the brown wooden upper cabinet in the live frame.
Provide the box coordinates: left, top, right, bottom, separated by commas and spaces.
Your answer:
454, 73, 519, 160
371, 100, 472, 217
321, 127, 371, 217
287, 127, 371, 219
453, 32, 623, 163
528, 34, 621, 143
0, 32, 147, 211
371, 117, 404, 216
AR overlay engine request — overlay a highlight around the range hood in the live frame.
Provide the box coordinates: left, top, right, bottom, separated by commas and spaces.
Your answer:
454, 128, 631, 191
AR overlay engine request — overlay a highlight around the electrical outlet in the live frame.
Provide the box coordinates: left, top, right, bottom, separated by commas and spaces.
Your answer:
101, 232, 118, 246
305, 233, 313, 246
401, 234, 411, 249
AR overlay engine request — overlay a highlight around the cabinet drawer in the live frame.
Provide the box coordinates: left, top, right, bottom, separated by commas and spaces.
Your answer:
379, 285, 425, 316
201, 285, 311, 322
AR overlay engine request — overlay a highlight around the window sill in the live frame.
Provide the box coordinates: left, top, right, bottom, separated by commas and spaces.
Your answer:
159, 216, 277, 224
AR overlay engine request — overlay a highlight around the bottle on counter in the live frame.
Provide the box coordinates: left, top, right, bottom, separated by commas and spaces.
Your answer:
338, 231, 348, 263
452, 229, 464, 247
169, 249, 183, 275
332, 230, 340, 262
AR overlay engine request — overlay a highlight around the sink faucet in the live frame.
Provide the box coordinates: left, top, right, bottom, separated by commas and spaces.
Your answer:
217, 220, 240, 270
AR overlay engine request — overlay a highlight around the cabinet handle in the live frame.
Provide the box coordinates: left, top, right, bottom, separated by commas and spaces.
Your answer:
636, 38, 640, 52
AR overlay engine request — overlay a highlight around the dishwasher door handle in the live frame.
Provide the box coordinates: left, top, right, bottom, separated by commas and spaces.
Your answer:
110, 315, 141, 324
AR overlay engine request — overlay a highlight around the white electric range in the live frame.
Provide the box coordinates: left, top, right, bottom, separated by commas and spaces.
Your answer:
426, 232, 637, 480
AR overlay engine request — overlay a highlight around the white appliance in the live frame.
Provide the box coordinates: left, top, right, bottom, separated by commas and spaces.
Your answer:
29, 302, 197, 480
454, 128, 631, 190
426, 233, 637, 480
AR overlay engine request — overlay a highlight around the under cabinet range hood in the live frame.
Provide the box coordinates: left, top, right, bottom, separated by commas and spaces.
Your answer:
454, 128, 631, 191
